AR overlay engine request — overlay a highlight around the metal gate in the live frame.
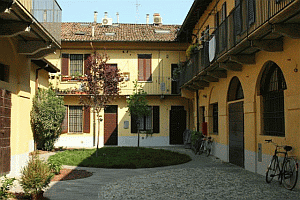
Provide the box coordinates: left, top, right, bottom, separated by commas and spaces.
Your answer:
169, 106, 186, 145
229, 101, 244, 168
0, 89, 11, 175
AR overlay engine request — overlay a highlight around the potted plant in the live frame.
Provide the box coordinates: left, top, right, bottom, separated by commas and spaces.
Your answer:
20, 152, 54, 200
186, 43, 200, 59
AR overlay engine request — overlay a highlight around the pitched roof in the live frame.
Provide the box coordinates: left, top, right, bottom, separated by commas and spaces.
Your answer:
61, 22, 181, 42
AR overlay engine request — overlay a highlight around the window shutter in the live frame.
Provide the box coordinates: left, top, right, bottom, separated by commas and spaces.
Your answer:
138, 58, 144, 81
247, 0, 256, 26
145, 57, 152, 81
61, 54, 69, 76
234, 5, 242, 35
221, 2, 227, 22
83, 106, 90, 133
153, 106, 160, 133
131, 115, 137, 133
62, 106, 68, 133
84, 54, 90, 76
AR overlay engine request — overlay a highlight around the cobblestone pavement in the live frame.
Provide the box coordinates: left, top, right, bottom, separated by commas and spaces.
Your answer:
44, 146, 300, 200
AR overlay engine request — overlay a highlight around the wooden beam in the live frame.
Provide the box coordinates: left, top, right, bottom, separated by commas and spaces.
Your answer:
229, 54, 255, 65
199, 75, 219, 83
273, 24, 300, 39
27, 47, 56, 59
193, 80, 209, 88
0, 20, 30, 37
19, 41, 51, 55
207, 70, 227, 78
219, 62, 242, 71
251, 38, 283, 52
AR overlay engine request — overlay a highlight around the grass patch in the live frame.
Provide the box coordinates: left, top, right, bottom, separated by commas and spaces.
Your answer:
48, 147, 192, 169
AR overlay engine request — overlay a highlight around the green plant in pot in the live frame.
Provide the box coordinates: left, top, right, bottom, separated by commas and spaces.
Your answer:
20, 153, 54, 200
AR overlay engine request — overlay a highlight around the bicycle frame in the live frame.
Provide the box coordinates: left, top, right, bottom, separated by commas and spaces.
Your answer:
271, 145, 289, 181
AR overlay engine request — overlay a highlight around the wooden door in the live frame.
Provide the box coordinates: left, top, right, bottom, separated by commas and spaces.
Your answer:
169, 106, 186, 144
104, 106, 118, 145
0, 89, 11, 175
229, 101, 244, 168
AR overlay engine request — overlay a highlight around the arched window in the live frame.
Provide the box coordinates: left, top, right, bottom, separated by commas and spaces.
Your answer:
260, 62, 287, 137
227, 77, 244, 102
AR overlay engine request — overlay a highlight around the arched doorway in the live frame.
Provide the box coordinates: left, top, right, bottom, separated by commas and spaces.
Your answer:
228, 77, 244, 168
259, 62, 287, 137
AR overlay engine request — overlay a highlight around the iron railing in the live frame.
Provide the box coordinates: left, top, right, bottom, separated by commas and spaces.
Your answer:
179, 0, 295, 88
120, 76, 180, 96
17, 0, 62, 44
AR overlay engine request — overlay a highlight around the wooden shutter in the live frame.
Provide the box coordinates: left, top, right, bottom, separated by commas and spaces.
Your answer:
153, 106, 159, 133
0, 89, 11, 174
61, 54, 69, 76
247, 0, 256, 26
138, 54, 152, 81
221, 2, 227, 22
234, 0, 242, 35
83, 106, 90, 133
84, 54, 90, 76
131, 115, 137, 133
61, 106, 68, 133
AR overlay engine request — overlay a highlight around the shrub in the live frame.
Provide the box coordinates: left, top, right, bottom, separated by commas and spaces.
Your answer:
20, 153, 54, 197
31, 87, 65, 151
0, 176, 16, 199
191, 130, 202, 145
48, 160, 62, 175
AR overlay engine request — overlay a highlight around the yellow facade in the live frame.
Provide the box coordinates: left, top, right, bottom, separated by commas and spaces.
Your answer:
178, 0, 300, 182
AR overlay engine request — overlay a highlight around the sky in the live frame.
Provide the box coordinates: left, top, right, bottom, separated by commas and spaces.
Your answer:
56, 0, 194, 25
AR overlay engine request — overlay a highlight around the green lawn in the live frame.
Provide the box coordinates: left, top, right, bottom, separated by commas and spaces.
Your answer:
48, 147, 192, 169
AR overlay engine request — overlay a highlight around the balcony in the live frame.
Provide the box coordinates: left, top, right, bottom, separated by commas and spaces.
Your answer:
18, 0, 62, 44
179, 0, 300, 90
55, 76, 181, 96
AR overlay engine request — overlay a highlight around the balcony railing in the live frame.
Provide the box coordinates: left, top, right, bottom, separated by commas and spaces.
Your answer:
18, 0, 62, 44
179, 0, 295, 88
120, 76, 180, 96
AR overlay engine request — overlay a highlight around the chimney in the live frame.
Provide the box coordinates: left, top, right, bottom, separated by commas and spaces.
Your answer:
153, 13, 162, 25
146, 14, 149, 24
92, 26, 95, 37
116, 12, 119, 23
104, 12, 108, 18
94, 11, 98, 23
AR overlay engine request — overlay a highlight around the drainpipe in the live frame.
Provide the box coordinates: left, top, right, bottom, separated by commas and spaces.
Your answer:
35, 67, 44, 93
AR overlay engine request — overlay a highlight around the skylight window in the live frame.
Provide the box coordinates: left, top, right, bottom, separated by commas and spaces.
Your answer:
154, 30, 171, 34
75, 31, 86, 35
105, 32, 116, 36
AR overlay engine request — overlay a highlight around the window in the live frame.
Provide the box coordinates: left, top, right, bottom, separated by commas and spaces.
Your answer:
131, 106, 159, 133
61, 53, 90, 78
260, 62, 287, 137
212, 103, 218, 134
138, 54, 152, 81
0, 63, 9, 82
69, 106, 83, 132
70, 54, 84, 76
62, 105, 90, 133
227, 77, 244, 102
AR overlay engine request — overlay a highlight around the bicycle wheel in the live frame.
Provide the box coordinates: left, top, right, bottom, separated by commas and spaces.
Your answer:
198, 141, 204, 155
266, 157, 278, 183
205, 141, 212, 157
282, 158, 298, 190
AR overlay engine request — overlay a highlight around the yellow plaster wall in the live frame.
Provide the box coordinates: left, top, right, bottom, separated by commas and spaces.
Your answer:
190, 36, 300, 160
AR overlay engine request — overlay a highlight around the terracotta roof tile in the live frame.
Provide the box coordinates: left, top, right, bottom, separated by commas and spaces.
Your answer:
61, 22, 181, 42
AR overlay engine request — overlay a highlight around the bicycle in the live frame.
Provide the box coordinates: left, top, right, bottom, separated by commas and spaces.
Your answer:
198, 136, 213, 157
265, 139, 299, 190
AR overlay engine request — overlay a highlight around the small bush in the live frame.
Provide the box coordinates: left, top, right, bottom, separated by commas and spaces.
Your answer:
0, 176, 16, 199
191, 130, 202, 145
48, 160, 62, 175
20, 153, 54, 197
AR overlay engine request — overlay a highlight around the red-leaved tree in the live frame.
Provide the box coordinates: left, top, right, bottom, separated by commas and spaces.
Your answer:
80, 52, 123, 156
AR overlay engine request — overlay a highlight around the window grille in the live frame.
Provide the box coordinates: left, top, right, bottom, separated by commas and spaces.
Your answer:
260, 63, 286, 137
70, 54, 83, 75
69, 106, 83, 132
213, 103, 218, 134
